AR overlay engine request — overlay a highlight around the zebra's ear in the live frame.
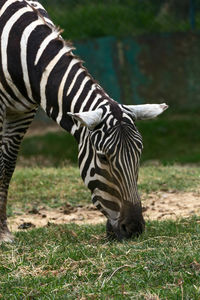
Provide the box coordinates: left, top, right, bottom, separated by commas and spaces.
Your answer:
67, 109, 103, 130
123, 103, 168, 120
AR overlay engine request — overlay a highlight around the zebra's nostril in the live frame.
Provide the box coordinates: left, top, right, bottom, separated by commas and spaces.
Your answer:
121, 223, 127, 233
120, 223, 132, 238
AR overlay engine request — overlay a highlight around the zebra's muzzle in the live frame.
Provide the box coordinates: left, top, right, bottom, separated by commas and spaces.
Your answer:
106, 219, 145, 241
106, 201, 145, 241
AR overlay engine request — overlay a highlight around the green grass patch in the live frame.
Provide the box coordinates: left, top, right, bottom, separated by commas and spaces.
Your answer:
20, 131, 78, 166
137, 113, 200, 164
0, 218, 200, 299
2, 162, 200, 298
7, 164, 200, 217
139, 165, 200, 194
8, 166, 89, 216
20, 114, 200, 166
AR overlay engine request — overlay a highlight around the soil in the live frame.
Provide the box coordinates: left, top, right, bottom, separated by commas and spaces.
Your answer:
8, 191, 200, 232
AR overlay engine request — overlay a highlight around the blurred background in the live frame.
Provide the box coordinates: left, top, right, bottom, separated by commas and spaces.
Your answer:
20, 0, 200, 166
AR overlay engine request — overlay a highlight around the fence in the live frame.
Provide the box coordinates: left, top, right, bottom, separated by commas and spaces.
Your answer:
74, 32, 200, 110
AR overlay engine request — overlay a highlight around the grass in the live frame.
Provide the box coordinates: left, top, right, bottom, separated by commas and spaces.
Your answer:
7, 166, 88, 215
20, 131, 78, 165
0, 218, 200, 299
6, 164, 200, 217
20, 113, 200, 166
0, 150, 199, 298
138, 112, 200, 164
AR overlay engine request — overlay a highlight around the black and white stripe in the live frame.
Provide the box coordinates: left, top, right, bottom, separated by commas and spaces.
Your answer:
0, 0, 168, 242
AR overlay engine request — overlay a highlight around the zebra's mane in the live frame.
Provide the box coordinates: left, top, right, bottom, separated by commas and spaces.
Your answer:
26, 0, 123, 116
108, 100, 123, 122
26, 0, 98, 87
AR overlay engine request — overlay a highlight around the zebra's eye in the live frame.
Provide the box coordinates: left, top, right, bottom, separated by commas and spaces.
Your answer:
97, 151, 108, 163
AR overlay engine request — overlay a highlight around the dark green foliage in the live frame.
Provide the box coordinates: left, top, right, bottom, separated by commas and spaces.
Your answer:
20, 131, 78, 165
137, 112, 200, 164
37, 0, 198, 41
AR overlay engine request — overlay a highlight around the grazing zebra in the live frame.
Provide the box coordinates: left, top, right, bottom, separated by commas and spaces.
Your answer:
0, 0, 168, 243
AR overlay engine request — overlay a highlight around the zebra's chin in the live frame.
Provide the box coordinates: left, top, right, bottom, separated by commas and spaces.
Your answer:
106, 202, 145, 241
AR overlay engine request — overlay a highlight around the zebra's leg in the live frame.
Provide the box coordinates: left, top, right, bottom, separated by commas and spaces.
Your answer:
0, 108, 37, 243
0, 103, 9, 242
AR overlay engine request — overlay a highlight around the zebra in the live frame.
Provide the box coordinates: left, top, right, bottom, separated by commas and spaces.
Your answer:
0, 0, 168, 243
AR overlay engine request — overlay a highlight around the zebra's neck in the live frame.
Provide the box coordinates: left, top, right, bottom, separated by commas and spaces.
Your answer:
39, 54, 109, 137
29, 29, 109, 136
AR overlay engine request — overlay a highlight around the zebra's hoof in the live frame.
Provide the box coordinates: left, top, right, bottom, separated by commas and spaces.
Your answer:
0, 231, 14, 244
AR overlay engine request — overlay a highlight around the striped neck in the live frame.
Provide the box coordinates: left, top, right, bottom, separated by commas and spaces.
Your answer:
31, 35, 109, 134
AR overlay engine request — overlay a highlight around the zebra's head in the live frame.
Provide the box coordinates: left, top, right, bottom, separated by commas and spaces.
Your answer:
69, 102, 168, 240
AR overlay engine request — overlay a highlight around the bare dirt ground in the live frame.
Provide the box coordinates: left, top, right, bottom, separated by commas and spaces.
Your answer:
9, 191, 200, 232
